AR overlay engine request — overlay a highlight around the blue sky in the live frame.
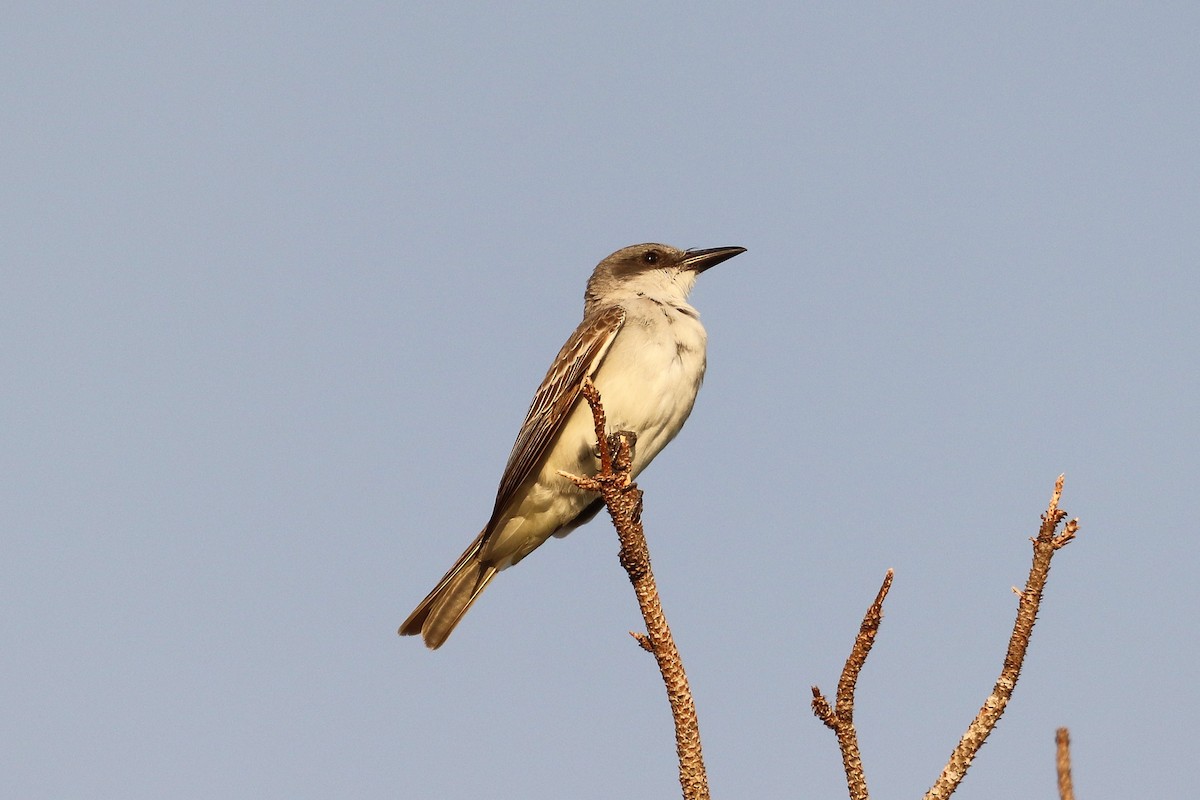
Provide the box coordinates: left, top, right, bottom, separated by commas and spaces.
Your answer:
4, 4, 1197, 798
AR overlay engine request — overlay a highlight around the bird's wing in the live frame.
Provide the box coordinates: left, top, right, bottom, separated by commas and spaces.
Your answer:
485, 305, 626, 532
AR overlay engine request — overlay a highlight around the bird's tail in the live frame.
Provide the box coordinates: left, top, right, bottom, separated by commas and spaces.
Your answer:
399, 531, 497, 649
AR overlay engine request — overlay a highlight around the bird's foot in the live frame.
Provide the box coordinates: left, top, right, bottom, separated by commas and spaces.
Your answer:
596, 430, 637, 457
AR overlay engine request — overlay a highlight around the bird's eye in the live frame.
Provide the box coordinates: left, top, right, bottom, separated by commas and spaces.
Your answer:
643, 251, 659, 265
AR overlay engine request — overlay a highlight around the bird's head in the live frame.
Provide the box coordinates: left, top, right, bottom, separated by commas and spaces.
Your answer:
584, 243, 745, 310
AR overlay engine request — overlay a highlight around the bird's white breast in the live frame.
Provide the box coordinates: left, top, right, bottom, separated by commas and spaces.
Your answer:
590, 298, 707, 474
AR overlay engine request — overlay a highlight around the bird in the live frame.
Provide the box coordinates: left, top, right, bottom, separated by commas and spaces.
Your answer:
400, 242, 745, 648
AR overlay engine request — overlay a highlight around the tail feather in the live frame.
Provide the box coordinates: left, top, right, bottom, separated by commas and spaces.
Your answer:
400, 532, 498, 649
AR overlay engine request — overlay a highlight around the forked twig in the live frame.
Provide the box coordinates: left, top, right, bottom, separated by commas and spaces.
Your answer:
811, 570, 894, 800
559, 378, 709, 800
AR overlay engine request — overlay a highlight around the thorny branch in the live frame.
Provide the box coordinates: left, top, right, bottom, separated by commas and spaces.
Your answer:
924, 475, 1079, 799
559, 378, 709, 800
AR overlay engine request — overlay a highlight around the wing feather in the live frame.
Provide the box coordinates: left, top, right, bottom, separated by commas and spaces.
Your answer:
485, 305, 625, 533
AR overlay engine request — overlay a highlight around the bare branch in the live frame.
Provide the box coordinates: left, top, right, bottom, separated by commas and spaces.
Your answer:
559, 378, 709, 800
924, 475, 1079, 799
810, 569, 894, 800
838, 570, 893, 718
1056, 727, 1075, 800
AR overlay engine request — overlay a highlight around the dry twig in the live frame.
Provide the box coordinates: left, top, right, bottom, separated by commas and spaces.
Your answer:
811, 569, 894, 800
924, 475, 1079, 799
1056, 727, 1075, 800
559, 378, 709, 800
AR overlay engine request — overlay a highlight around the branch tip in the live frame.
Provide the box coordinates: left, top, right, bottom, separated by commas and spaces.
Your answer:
1055, 727, 1075, 800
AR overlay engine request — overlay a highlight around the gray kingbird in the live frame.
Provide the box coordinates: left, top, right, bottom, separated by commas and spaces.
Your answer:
400, 242, 745, 648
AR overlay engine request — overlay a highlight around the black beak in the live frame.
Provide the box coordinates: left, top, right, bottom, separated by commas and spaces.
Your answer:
681, 246, 746, 274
